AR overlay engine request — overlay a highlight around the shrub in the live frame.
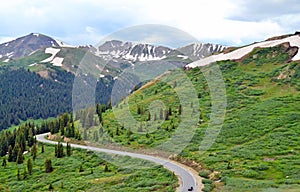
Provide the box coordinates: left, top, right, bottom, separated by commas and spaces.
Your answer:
242, 169, 259, 178
199, 170, 211, 179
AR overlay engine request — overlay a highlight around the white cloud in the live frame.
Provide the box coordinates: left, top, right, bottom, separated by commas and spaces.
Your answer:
0, 0, 299, 46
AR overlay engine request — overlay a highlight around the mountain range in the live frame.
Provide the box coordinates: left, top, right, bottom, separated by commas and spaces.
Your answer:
0, 32, 226, 130
0, 31, 300, 191
0, 31, 299, 131
0, 33, 226, 75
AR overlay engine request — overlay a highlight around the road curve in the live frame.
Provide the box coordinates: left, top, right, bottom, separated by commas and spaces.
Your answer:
36, 133, 201, 192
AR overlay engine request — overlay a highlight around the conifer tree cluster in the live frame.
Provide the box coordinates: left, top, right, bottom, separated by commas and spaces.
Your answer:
0, 112, 81, 160
76, 103, 108, 129
49, 112, 81, 140
0, 124, 38, 163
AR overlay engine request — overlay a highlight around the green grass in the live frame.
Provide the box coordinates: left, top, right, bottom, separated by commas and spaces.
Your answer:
87, 44, 300, 191
7, 50, 51, 68
0, 144, 178, 191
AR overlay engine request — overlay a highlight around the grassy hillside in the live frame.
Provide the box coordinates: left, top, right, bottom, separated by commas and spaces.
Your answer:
89, 43, 300, 191
0, 143, 178, 192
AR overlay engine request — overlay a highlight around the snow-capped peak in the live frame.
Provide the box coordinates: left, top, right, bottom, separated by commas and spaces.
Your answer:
177, 43, 226, 61
96, 40, 171, 62
186, 34, 300, 68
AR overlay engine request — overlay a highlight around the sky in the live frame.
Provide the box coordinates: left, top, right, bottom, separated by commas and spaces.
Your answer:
0, 0, 300, 47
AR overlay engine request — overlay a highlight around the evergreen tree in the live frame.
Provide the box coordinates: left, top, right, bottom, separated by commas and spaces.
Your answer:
55, 142, 64, 158
27, 128, 35, 147
31, 144, 37, 161
0, 133, 8, 157
137, 105, 141, 115
23, 168, 27, 180
65, 122, 71, 137
178, 104, 182, 115
45, 159, 53, 173
16, 133, 26, 152
41, 144, 44, 153
63, 112, 69, 127
104, 164, 109, 172
66, 143, 72, 156
2, 158, 7, 168
27, 159, 33, 175
168, 106, 172, 116
70, 122, 75, 138
8, 145, 13, 162
59, 119, 65, 136
16, 148, 24, 164
12, 143, 20, 162
96, 103, 103, 125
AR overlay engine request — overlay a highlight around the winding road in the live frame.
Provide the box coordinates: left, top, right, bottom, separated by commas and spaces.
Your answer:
36, 133, 202, 192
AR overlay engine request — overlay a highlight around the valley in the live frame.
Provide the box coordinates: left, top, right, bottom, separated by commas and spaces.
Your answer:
0, 31, 300, 192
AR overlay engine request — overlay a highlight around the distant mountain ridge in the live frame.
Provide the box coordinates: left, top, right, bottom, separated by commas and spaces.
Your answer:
0, 33, 63, 62
177, 43, 226, 61
186, 32, 300, 68
96, 39, 226, 63
0, 33, 226, 73
96, 40, 172, 62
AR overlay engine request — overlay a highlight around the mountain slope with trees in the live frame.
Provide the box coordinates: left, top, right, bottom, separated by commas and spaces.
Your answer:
89, 42, 300, 191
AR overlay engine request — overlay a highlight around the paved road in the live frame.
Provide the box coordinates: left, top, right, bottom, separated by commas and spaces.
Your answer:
36, 133, 201, 192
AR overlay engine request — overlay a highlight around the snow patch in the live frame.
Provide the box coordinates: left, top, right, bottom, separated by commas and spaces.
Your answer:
0, 55, 2, 59
3, 59, 10, 62
33, 33, 40, 37
51, 57, 64, 66
42, 47, 61, 63
99, 74, 105, 78
29, 63, 37, 67
50, 41, 56, 47
187, 35, 300, 68
5, 43, 9, 47
177, 55, 188, 59
6, 52, 14, 58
